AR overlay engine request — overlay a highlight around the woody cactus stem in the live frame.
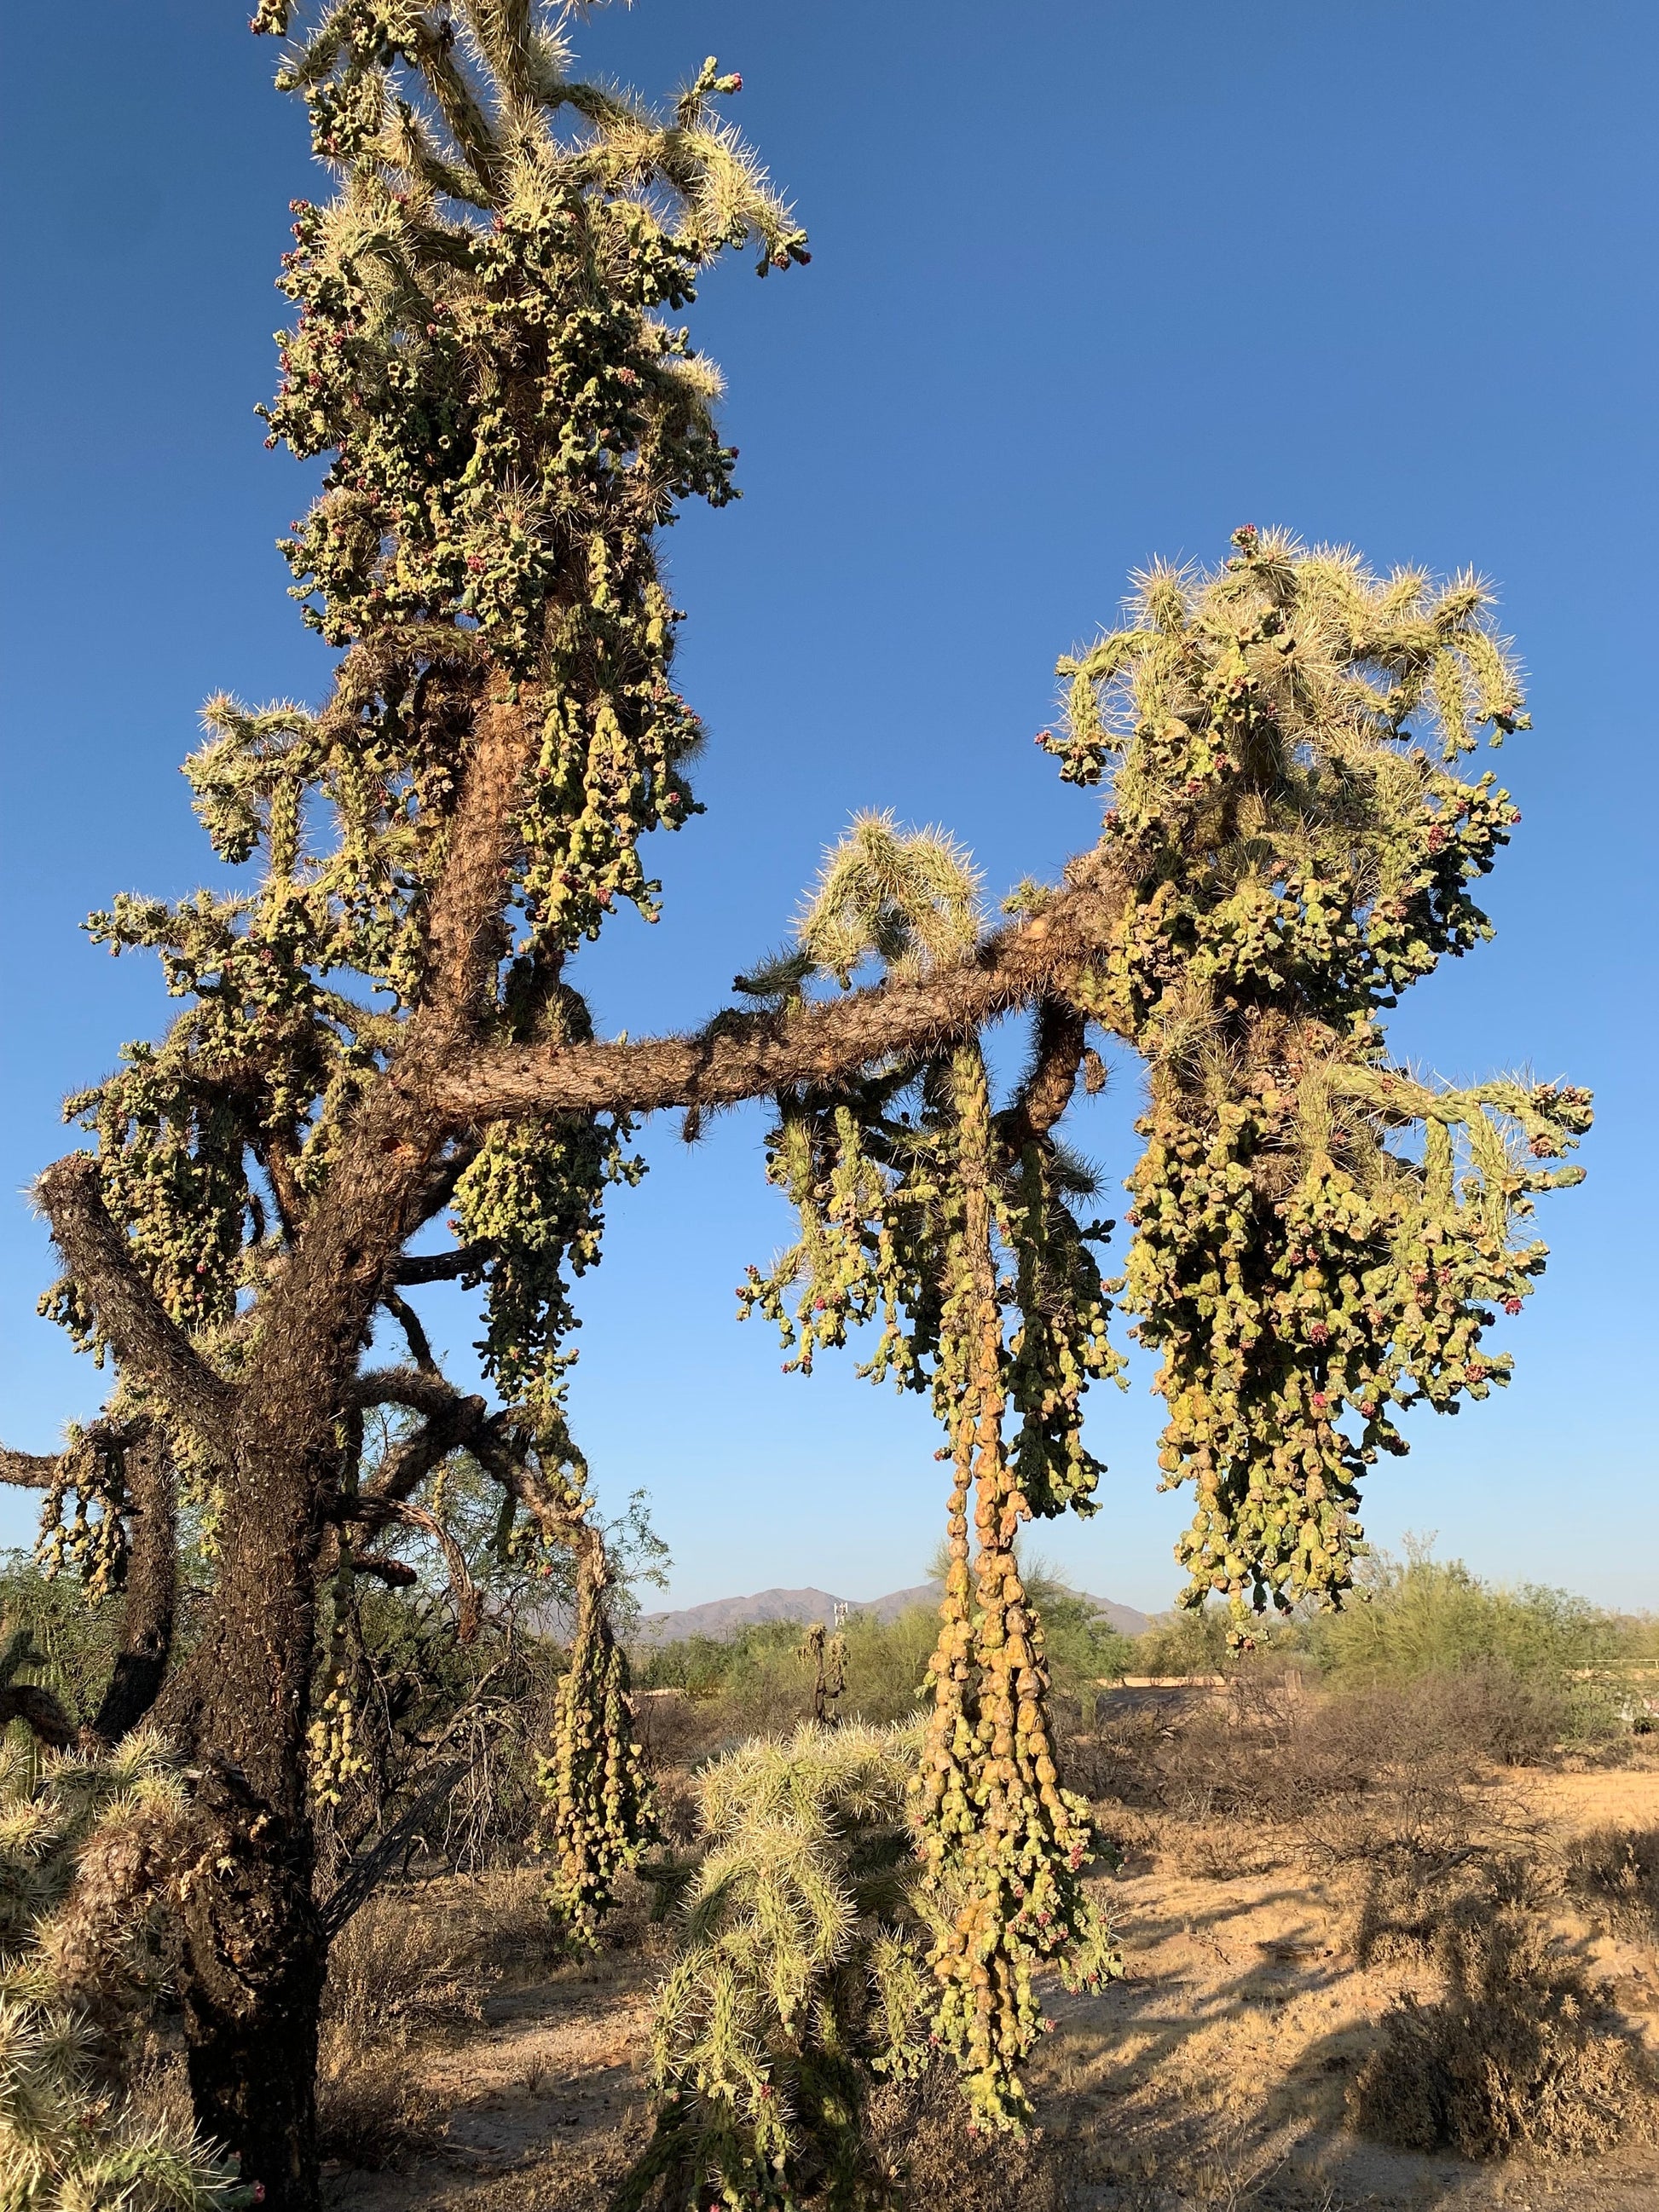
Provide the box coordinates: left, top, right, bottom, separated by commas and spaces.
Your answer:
539, 1510, 656, 1944
915, 1045, 1119, 2130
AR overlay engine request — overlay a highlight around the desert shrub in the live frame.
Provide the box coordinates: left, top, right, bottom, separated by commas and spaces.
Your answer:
322, 1891, 486, 2051
1309, 1551, 1646, 1691
1565, 1825, 1659, 1942
1129, 1606, 1239, 1680
0, 1734, 245, 2209
1350, 1908, 1657, 2157
632, 1621, 817, 1742
1020, 1575, 1138, 1718
316, 1876, 557, 2170
1350, 1846, 1557, 1974
617, 1723, 930, 2211
840, 1608, 939, 1724
1076, 1664, 1564, 1879
315, 2040, 442, 2173
633, 1581, 1128, 1752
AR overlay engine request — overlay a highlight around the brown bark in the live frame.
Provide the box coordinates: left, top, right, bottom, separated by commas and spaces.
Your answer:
0, 1681, 78, 1747
144, 691, 535, 2209
1000, 999, 1088, 1152
93, 1433, 178, 1742
35, 1157, 232, 1441
419, 855, 1127, 1126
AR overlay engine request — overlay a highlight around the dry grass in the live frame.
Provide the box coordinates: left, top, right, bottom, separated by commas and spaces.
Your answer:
1567, 1827, 1659, 1943
865, 2066, 1077, 2212
318, 1869, 564, 2169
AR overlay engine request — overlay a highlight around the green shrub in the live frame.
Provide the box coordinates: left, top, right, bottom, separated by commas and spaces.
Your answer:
1309, 1552, 1641, 1685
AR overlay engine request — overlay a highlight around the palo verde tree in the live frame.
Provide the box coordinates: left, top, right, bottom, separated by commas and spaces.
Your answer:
3, 3, 1589, 2205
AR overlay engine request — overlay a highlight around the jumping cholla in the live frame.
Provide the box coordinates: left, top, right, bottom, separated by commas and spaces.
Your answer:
0, 0, 1587, 2193
618, 1724, 931, 2212
0, 1733, 246, 2210
737, 536, 1587, 2123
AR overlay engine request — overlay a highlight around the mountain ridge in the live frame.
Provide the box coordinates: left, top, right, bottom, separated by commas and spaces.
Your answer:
632, 1582, 1153, 1645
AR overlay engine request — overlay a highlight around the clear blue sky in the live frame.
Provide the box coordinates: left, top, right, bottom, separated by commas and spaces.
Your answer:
2, 2, 1655, 1614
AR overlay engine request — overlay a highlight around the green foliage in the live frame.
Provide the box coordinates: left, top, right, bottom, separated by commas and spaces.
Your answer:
1302, 1545, 1658, 1738
1310, 1551, 1644, 1684
1129, 1605, 1238, 1680
635, 1609, 939, 1736
1018, 1571, 1136, 1708
0, 1735, 246, 2209
1044, 529, 1590, 1620
619, 1724, 929, 2212
0, 1560, 124, 1736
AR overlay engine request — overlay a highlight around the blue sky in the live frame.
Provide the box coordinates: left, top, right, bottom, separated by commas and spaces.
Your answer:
2, 1, 1655, 1614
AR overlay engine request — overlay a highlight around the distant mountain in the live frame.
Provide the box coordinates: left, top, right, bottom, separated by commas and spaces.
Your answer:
632, 1582, 1151, 1646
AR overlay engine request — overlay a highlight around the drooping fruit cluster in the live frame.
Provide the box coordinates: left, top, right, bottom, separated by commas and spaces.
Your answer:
740, 824, 1124, 2124
1047, 529, 1591, 1616
909, 1047, 1120, 2129
518, 1451, 656, 1948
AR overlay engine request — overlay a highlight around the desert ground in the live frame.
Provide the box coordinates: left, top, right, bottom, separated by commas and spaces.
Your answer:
312, 1687, 1659, 2212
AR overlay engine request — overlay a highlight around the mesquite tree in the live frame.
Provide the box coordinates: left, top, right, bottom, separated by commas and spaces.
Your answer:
2, 2, 1589, 2202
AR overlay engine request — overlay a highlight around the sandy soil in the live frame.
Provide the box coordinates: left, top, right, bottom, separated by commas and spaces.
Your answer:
321, 1764, 1659, 2212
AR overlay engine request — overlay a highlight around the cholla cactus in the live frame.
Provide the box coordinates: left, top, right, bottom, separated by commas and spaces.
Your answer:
11, 7, 807, 2170
742, 840, 1124, 2128
1044, 529, 1590, 1617
616, 1724, 930, 2212
0, 1734, 245, 2210
796, 812, 984, 988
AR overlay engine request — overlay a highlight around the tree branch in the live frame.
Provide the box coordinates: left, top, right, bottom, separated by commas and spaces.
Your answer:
392, 1241, 494, 1285
92, 1434, 178, 1743
350, 1555, 419, 1589
999, 1000, 1088, 1152
0, 1683, 78, 1750
380, 1290, 438, 1374
336, 1388, 496, 1530
34, 1155, 234, 1439
344, 1366, 471, 1416
422, 855, 1127, 1127
0, 1444, 60, 1490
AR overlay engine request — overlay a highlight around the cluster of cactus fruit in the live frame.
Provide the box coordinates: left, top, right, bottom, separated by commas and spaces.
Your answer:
741, 832, 1128, 2128
731, 536, 1590, 2129
1045, 529, 1590, 1615
534, 1483, 659, 1949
